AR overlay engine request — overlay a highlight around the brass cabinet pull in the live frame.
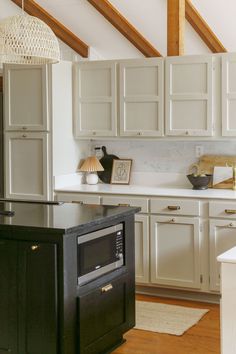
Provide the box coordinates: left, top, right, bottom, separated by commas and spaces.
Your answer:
167, 206, 180, 210
31, 245, 39, 251
225, 209, 236, 214
101, 284, 113, 293
118, 203, 130, 207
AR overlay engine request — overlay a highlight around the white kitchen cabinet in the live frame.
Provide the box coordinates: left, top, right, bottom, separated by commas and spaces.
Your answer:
5, 132, 50, 200
165, 55, 213, 137
3, 61, 77, 201
119, 58, 164, 137
209, 219, 236, 291
135, 214, 149, 284
4, 64, 49, 131
222, 53, 236, 136
55, 192, 100, 205
150, 215, 201, 289
73, 61, 117, 137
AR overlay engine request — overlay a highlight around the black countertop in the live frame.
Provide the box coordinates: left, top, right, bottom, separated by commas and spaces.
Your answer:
0, 201, 140, 234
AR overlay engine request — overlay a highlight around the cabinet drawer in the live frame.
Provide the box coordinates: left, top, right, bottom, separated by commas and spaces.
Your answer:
77, 275, 134, 353
150, 198, 200, 216
102, 195, 148, 213
209, 201, 236, 219
56, 193, 100, 205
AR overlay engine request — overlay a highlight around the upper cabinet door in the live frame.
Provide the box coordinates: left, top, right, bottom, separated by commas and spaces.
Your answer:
73, 61, 117, 137
4, 64, 49, 131
165, 55, 213, 137
222, 53, 236, 136
120, 58, 164, 137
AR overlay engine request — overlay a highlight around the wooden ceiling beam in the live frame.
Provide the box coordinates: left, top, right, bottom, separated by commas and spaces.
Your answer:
185, 0, 227, 53
88, 0, 162, 57
11, 0, 89, 57
167, 0, 185, 56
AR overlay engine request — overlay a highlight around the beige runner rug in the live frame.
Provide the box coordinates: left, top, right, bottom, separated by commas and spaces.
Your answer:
135, 301, 209, 336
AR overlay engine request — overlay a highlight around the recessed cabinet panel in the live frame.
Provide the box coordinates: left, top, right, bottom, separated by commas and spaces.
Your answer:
74, 61, 117, 137
150, 215, 201, 289
135, 215, 149, 284
80, 102, 111, 131
171, 100, 207, 130
125, 66, 159, 96
5, 132, 49, 200
120, 58, 164, 137
222, 53, 236, 136
4, 64, 48, 131
228, 100, 236, 130
125, 102, 159, 131
172, 63, 207, 94
209, 219, 236, 291
19, 242, 57, 354
166, 55, 213, 136
80, 68, 112, 97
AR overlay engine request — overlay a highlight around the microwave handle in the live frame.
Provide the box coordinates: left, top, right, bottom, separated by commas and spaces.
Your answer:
78, 223, 123, 245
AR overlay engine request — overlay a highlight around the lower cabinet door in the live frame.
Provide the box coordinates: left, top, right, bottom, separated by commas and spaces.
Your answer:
135, 214, 149, 284
5, 132, 50, 200
150, 215, 201, 289
0, 240, 18, 354
209, 219, 236, 292
18, 242, 58, 354
78, 275, 134, 354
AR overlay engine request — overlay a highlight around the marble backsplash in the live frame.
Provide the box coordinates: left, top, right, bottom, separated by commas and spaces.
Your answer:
90, 140, 236, 174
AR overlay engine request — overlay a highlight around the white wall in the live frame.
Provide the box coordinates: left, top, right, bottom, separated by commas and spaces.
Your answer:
21, 0, 235, 58
51, 61, 90, 176
90, 140, 236, 175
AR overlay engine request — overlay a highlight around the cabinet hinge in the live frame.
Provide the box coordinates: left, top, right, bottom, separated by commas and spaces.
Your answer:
200, 274, 203, 283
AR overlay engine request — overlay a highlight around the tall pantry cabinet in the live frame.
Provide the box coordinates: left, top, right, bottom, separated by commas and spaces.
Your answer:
3, 62, 78, 200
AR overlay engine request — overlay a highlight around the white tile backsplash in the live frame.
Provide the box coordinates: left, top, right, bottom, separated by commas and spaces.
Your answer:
91, 140, 236, 174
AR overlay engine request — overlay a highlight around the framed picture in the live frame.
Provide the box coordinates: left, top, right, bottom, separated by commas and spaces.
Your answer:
111, 159, 132, 184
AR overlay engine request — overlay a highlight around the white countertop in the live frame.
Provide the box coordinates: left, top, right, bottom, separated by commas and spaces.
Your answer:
217, 247, 236, 263
55, 183, 236, 200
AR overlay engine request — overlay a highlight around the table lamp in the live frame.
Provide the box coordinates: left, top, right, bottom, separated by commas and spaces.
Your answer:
79, 156, 104, 185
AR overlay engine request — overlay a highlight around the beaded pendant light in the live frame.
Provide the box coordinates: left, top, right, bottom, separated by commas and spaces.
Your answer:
0, 0, 60, 64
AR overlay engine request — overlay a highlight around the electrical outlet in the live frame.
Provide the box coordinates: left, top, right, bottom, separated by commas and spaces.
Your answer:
195, 145, 204, 158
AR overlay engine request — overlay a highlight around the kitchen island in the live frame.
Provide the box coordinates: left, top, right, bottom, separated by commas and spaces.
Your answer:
0, 201, 139, 354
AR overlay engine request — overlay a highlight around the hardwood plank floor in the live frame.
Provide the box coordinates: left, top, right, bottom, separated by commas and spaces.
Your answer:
113, 294, 220, 354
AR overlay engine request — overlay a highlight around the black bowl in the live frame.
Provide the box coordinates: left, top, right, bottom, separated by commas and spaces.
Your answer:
187, 174, 212, 190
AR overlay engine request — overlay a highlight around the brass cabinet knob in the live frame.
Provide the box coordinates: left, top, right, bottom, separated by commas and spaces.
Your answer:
137, 132, 143, 136
31, 245, 39, 251
228, 223, 234, 227
185, 131, 189, 135
22, 126, 27, 130
170, 218, 176, 223
22, 134, 27, 138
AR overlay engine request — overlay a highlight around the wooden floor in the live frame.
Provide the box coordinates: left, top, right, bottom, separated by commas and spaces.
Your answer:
113, 294, 220, 354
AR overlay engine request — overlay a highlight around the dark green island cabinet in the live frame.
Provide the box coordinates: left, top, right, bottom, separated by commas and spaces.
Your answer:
0, 201, 139, 354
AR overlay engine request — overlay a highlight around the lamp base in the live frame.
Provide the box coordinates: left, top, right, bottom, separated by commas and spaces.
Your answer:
86, 173, 99, 185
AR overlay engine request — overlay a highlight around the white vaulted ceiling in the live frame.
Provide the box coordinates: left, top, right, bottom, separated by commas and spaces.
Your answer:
2, 0, 236, 59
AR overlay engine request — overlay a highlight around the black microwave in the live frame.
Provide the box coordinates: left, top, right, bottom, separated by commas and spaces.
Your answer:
77, 223, 124, 285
